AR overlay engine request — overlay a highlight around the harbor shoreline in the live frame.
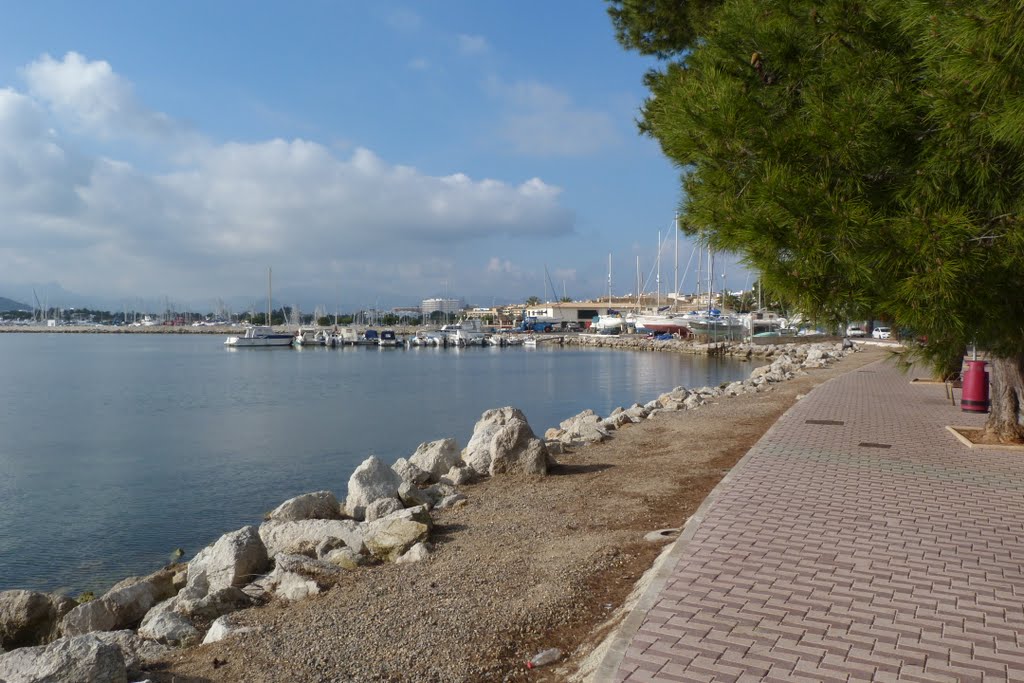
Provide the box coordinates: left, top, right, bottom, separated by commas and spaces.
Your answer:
142, 343, 891, 682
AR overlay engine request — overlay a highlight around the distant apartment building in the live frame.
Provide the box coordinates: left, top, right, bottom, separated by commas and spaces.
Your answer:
420, 297, 465, 316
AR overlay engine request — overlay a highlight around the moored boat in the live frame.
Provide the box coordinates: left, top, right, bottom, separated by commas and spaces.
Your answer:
224, 325, 295, 347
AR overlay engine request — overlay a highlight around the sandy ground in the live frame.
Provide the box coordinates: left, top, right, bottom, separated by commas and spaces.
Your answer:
144, 346, 890, 683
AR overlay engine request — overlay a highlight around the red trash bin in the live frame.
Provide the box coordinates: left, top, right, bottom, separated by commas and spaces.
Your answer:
961, 360, 990, 413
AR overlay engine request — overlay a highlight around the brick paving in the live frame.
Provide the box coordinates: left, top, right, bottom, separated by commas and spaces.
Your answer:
601, 358, 1024, 682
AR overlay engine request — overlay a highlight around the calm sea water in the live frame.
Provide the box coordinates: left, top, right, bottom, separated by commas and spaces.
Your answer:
0, 333, 749, 594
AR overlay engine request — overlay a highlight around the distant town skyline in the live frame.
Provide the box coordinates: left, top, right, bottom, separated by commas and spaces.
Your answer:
0, 2, 750, 312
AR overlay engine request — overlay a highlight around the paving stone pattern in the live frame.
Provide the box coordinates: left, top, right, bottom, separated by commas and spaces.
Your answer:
614, 361, 1024, 682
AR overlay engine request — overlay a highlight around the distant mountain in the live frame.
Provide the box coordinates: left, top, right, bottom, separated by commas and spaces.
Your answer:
0, 296, 31, 312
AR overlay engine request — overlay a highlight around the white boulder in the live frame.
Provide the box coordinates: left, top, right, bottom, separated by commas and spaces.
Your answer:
0, 590, 74, 650
344, 456, 403, 520
463, 407, 551, 476
391, 458, 430, 485
0, 633, 126, 683
398, 482, 433, 509
202, 615, 254, 645
137, 611, 199, 648
365, 497, 405, 522
439, 465, 474, 487
408, 439, 461, 482
395, 542, 432, 565
489, 420, 550, 475
61, 570, 176, 637
259, 519, 365, 558
363, 506, 432, 562
186, 526, 268, 596
265, 491, 341, 522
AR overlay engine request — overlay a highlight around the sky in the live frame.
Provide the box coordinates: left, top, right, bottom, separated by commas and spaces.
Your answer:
0, 1, 750, 313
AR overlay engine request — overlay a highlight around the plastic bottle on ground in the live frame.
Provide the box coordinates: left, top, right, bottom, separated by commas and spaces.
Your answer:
526, 648, 562, 669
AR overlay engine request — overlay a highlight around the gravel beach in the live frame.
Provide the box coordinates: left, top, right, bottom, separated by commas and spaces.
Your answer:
143, 345, 890, 683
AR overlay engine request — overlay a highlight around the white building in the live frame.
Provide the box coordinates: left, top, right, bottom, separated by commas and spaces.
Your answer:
420, 297, 465, 317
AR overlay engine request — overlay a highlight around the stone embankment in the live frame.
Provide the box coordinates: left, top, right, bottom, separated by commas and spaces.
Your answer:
0, 340, 857, 683
565, 333, 842, 357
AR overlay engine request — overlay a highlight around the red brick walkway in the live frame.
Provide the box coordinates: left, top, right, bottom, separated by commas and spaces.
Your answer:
599, 359, 1024, 682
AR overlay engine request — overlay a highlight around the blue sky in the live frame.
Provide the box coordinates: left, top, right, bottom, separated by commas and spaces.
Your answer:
0, 1, 749, 312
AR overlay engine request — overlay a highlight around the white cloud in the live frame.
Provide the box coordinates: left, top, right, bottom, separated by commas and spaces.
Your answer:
486, 257, 518, 274
0, 59, 575, 304
485, 77, 618, 157
22, 52, 190, 143
408, 57, 430, 71
457, 34, 489, 56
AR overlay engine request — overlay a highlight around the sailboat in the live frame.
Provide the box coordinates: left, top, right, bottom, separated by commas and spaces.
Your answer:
634, 219, 693, 336
592, 254, 625, 333
683, 245, 745, 340
224, 268, 295, 347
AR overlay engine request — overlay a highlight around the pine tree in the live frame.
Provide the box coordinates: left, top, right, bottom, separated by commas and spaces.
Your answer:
610, 0, 1024, 442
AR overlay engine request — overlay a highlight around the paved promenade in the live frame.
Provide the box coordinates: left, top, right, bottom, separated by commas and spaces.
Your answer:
600, 356, 1024, 682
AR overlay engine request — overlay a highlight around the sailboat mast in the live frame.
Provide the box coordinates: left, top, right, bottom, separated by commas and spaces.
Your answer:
636, 255, 640, 307
267, 267, 272, 327
708, 246, 715, 313
656, 231, 661, 309
673, 214, 679, 312
607, 253, 612, 306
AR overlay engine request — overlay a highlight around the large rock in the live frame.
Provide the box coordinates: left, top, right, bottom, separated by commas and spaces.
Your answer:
61, 570, 176, 637
186, 526, 268, 596
202, 615, 254, 645
462, 407, 550, 476
395, 542, 431, 565
391, 458, 430, 485
365, 497, 405, 522
171, 586, 252, 622
438, 465, 474, 487
408, 439, 461, 482
558, 410, 610, 444
0, 633, 127, 683
259, 519, 365, 558
268, 555, 345, 601
265, 491, 341, 522
398, 482, 432, 509
90, 630, 168, 677
137, 610, 199, 648
0, 591, 74, 650
322, 547, 368, 570
363, 506, 432, 562
344, 456, 403, 521
489, 420, 550, 475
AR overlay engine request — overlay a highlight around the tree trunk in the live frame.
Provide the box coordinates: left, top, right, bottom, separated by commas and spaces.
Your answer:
983, 354, 1024, 444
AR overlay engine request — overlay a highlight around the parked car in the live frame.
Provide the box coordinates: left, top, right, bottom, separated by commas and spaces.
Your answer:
872, 326, 891, 339
846, 324, 867, 337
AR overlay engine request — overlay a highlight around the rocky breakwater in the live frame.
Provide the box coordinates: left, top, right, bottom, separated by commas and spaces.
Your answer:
542, 341, 858, 453
566, 333, 840, 358
0, 406, 554, 683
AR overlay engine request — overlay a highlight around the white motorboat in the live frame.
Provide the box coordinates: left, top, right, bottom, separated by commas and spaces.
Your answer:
224, 325, 294, 347
379, 330, 399, 347
444, 319, 487, 346
293, 328, 327, 347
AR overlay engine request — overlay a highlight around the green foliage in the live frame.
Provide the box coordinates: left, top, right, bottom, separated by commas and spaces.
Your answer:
607, 0, 722, 58
615, 0, 1024, 369
526, 296, 542, 305
76, 591, 95, 604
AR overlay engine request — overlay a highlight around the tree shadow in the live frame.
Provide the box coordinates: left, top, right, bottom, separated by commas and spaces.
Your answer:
547, 462, 614, 476
142, 663, 214, 683
429, 522, 468, 547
